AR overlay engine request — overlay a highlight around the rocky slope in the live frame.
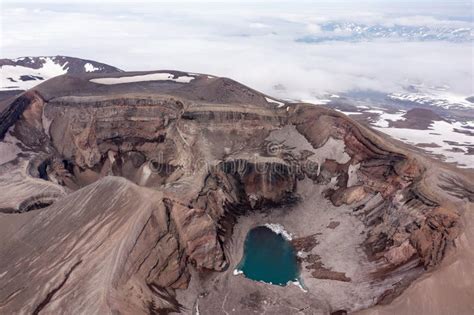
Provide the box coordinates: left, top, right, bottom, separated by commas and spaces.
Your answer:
0, 71, 472, 314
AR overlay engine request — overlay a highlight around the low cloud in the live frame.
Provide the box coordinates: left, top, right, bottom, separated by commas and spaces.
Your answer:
1, 1, 472, 99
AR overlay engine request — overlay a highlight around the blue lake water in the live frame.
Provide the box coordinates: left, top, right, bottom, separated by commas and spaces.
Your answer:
237, 226, 299, 285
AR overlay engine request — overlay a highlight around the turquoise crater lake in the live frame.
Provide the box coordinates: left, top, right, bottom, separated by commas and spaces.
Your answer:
236, 225, 299, 285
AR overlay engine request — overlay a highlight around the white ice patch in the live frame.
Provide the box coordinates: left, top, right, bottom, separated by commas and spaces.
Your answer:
288, 280, 308, 293
84, 63, 100, 72
366, 109, 407, 128
264, 223, 292, 240
233, 269, 244, 276
90, 73, 195, 85
38, 57, 69, 76
337, 109, 363, 115
265, 96, 285, 108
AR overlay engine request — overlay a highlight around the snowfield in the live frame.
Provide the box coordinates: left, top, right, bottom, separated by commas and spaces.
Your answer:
337, 107, 473, 168
389, 90, 474, 110
90, 73, 195, 84
375, 120, 474, 168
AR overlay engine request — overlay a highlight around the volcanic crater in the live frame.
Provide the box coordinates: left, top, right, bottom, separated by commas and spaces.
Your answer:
0, 71, 472, 314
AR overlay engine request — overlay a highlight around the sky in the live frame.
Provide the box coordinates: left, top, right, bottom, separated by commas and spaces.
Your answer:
1, 1, 473, 101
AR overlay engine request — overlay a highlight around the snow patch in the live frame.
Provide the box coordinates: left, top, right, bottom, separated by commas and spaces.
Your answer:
337, 109, 363, 115
233, 269, 243, 276
84, 62, 100, 72
90, 73, 195, 85
264, 223, 292, 240
288, 280, 308, 293
265, 96, 285, 108
366, 109, 406, 128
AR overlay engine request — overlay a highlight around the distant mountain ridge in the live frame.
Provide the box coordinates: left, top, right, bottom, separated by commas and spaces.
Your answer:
296, 22, 473, 43
0, 56, 122, 94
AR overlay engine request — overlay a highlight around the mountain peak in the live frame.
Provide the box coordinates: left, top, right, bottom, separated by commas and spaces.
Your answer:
0, 56, 122, 94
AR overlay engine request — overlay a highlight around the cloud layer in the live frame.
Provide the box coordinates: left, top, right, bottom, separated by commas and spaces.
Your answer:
1, 1, 472, 99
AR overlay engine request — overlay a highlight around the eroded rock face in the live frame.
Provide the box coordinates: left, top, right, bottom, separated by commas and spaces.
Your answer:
0, 71, 472, 314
